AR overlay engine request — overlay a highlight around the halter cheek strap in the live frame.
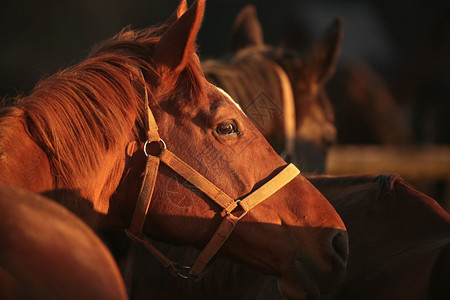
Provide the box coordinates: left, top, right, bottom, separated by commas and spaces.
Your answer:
125, 104, 300, 280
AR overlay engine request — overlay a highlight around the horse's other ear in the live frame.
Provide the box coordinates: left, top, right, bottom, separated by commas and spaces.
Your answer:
154, 0, 205, 72
163, 0, 188, 27
231, 4, 264, 53
304, 17, 343, 88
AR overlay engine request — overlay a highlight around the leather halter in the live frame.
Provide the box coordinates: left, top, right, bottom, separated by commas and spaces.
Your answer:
264, 57, 296, 162
125, 92, 301, 280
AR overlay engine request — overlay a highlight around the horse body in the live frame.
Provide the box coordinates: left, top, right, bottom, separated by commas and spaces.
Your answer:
310, 174, 450, 300
0, 185, 127, 300
0, 1, 348, 298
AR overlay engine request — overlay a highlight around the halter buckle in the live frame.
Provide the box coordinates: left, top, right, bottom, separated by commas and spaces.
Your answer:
224, 199, 244, 219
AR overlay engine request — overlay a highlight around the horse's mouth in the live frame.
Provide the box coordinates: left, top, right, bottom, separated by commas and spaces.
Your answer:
277, 258, 321, 300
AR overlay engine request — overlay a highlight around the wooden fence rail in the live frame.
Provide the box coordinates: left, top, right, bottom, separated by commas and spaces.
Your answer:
326, 145, 450, 182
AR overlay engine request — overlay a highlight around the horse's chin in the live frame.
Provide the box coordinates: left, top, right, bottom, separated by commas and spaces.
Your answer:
277, 259, 321, 300
277, 276, 320, 300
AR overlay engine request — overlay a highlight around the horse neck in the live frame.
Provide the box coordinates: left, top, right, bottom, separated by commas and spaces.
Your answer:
0, 108, 127, 229
46, 149, 127, 230
0, 113, 53, 192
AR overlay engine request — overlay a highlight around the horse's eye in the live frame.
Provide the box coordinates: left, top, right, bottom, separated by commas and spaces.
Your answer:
216, 121, 240, 136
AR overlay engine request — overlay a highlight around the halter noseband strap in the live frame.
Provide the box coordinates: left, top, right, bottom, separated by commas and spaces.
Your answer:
126, 104, 300, 280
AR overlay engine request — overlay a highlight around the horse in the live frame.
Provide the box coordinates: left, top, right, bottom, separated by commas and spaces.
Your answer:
202, 4, 342, 173
115, 4, 344, 298
122, 174, 450, 300
116, 5, 450, 299
326, 57, 412, 145
0, 184, 127, 300
310, 174, 450, 300
0, 0, 348, 298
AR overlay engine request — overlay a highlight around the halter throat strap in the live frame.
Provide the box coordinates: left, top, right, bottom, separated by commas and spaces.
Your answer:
126, 105, 300, 280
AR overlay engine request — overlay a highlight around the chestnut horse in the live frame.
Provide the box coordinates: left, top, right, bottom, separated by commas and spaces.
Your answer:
202, 5, 342, 173
117, 5, 449, 300
0, 185, 127, 300
0, 0, 347, 298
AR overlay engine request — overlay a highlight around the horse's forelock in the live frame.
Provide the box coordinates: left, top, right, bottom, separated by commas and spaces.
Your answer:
101, 26, 207, 117
154, 52, 207, 120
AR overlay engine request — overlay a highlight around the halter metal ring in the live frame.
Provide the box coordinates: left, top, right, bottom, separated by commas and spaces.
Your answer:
143, 138, 167, 157
176, 265, 191, 279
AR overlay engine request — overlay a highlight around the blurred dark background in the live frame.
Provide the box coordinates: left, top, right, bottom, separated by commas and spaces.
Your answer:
1, 0, 449, 205
1, 0, 449, 144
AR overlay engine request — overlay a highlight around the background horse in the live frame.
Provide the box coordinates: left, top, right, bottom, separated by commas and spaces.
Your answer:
326, 58, 412, 145
122, 174, 450, 300
0, 185, 127, 300
311, 174, 450, 300
202, 4, 342, 173
0, 0, 348, 298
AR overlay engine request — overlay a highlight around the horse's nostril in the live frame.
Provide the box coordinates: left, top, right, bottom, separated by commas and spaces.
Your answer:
332, 232, 349, 265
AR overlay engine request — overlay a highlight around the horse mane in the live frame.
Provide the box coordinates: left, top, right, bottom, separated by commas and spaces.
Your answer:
202, 45, 317, 124
203, 47, 283, 111
374, 174, 401, 200
1, 25, 205, 189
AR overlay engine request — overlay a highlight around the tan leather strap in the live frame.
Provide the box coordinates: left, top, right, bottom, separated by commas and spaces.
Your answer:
126, 101, 301, 280
189, 213, 239, 277
236, 163, 299, 212
189, 163, 300, 277
265, 59, 296, 161
143, 78, 160, 142
128, 81, 161, 236
160, 150, 240, 212
128, 154, 160, 236
127, 160, 299, 279
125, 230, 180, 274
160, 148, 300, 224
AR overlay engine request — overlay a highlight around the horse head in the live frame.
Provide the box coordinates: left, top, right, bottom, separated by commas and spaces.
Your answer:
207, 4, 343, 173
112, 1, 348, 298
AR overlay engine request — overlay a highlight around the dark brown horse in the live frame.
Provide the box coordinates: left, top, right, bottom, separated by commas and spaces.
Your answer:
0, 0, 348, 298
202, 5, 342, 173
0, 185, 127, 300
310, 174, 450, 300
326, 58, 413, 145
123, 174, 450, 300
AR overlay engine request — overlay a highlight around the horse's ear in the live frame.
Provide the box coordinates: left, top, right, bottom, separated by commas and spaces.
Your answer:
154, 0, 205, 72
163, 0, 188, 27
304, 18, 343, 87
231, 4, 264, 53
